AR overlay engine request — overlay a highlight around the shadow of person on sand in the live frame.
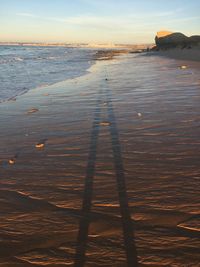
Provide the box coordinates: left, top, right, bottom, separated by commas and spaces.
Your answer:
74, 73, 138, 267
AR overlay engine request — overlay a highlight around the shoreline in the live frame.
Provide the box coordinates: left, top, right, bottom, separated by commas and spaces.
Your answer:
0, 48, 130, 105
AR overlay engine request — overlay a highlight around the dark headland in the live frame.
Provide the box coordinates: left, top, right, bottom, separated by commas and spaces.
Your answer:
151, 30, 200, 61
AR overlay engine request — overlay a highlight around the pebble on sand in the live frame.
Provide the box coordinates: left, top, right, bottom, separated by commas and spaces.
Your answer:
27, 108, 39, 114
102, 101, 109, 106
35, 143, 45, 149
100, 121, 111, 126
8, 159, 15, 165
180, 65, 187, 69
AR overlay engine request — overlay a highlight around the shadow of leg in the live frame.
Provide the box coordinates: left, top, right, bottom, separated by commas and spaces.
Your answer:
107, 89, 138, 267
74, 99, 101, 267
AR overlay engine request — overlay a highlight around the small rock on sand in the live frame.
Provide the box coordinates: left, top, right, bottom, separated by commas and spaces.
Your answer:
35, 139, 47, 149
8, 159, 15, 165
100, 121, 111, 126
35, 143, 45, 149
27, 108, 39, 114
180, 65, 187, 69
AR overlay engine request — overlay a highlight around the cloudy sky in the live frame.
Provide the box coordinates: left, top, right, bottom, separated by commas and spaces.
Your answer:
0, 0, 200, 43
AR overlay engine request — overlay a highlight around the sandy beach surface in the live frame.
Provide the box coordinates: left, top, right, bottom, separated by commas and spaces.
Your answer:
156, 47, 200, 62
0, 53, 200, 266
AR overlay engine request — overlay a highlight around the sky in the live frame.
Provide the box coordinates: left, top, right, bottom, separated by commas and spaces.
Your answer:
0, 0, 200, 44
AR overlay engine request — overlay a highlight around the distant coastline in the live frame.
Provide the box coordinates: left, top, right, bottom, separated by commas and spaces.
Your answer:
0, 42, 152, 50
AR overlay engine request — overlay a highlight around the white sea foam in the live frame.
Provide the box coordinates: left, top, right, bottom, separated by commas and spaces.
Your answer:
14, 57, 23, 61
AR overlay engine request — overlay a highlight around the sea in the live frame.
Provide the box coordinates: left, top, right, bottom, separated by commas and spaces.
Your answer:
0, 45, 96, 102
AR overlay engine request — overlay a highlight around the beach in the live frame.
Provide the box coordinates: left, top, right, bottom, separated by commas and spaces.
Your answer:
156, 47, 200, 62
0, 52, 200, 266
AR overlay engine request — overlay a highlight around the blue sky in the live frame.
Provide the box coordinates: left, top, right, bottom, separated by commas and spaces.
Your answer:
0, 0, 200, 43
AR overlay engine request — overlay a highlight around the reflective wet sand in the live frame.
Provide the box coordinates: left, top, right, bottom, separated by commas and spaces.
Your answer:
0, 53, 200, 266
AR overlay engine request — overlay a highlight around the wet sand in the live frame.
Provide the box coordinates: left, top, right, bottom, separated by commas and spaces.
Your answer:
0, 53, 200, 266
156, 47, 200, 62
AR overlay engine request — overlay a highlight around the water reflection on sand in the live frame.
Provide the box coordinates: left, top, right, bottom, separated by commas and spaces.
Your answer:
0, 54, 200, 266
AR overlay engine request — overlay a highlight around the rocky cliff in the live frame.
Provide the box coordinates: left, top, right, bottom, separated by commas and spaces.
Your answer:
155, 31, 200, 49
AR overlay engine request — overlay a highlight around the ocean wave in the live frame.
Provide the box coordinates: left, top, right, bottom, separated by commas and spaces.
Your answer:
0, 46, 96, 102
0, 56, 24, 64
